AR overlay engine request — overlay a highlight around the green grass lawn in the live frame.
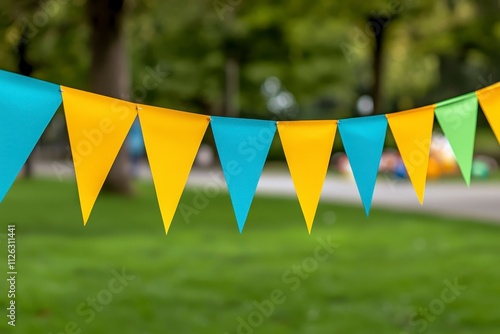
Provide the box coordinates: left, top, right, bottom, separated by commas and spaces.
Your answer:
1, 179, 500, 334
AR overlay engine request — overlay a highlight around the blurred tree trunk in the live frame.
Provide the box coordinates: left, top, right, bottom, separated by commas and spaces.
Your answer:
87, 0, 132, 195
368, 16, 389, 115
224, 57, 240, 117
17, 27, 34, 178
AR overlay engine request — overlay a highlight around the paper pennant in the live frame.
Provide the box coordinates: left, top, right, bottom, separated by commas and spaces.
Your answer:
387, 106, 435, 204
61, 86, 137, 224
0, 70, 62, 202
435, 92, 478, 186
138, 105, 209, 234
476, 82, 500, 144
338, 115, 387, 215
211, 117, 276, 232
277, 120, 337, 233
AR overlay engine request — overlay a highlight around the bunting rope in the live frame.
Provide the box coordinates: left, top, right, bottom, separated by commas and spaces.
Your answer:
1, 69, 499, 234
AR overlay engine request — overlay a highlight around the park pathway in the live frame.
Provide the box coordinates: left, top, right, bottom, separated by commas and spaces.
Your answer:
34, 161, 500, 223
187, 168, 500, 223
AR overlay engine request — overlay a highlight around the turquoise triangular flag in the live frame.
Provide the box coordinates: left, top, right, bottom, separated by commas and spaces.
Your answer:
0, 70, 62, 201
211, 116, 276, 232
338, 115, 387, 215
435, 92, 478, 186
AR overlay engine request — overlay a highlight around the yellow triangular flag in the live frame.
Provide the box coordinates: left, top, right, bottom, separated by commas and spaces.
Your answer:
477, 82, 500, 144
61, 86, 137, 224
386, 105, 435, 204
137, 105, 210, 234
277, 120, 337, 234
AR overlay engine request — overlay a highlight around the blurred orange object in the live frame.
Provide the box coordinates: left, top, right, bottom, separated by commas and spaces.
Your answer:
427, 156, 441, 179
440, 157, 459, 175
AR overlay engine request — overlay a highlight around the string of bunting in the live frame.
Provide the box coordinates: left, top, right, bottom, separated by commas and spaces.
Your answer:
1, 69, 499, 234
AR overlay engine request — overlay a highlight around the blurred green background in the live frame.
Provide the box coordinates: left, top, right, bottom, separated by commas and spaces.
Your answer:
1, 0, 500, 333
2, 0, 500, 117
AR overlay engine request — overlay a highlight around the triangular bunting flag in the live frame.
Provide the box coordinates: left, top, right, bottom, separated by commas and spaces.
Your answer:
138, 105, 210, 234
435, 92, 478, 186
338, 115, 387, 215
476, 82, 500, 144
277, 120, 337, 233
61, 86, 137, 224
211, 117, 276, 232
386, 106, 435, 204
0, 70, 62, 202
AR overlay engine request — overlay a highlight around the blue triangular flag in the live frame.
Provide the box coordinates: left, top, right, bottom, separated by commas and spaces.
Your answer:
0, 70, 62, 201
338, 115, 387, 215
211, 116, 276, 232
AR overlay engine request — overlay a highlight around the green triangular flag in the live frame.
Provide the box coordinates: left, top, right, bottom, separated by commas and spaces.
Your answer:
435, 92, 478, 186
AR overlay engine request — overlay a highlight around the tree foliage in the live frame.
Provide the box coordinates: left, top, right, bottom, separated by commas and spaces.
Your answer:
0, 0, 499, 120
